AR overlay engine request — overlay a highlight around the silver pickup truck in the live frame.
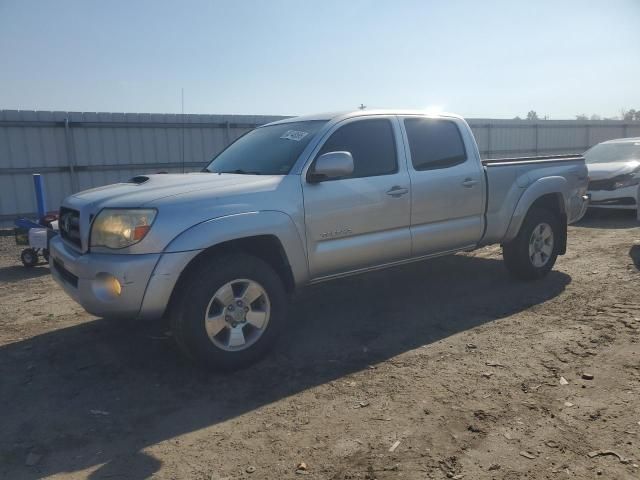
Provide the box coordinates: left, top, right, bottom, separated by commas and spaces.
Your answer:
50, 110, 589, 369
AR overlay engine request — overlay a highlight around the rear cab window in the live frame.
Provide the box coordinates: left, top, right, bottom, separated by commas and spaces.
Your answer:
317, 118, 398, 179
404, 118, 467, 171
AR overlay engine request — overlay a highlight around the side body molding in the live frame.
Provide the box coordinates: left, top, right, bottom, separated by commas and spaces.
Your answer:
503, 176, 567, 243
164, 210, 310, 287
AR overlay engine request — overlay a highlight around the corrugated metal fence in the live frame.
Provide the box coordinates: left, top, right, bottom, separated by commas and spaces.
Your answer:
0, 110, 286, 224
471, 118, 640, 159
2, 110, 640, 225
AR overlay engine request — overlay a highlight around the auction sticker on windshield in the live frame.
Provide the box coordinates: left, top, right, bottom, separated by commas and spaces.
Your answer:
280, 130, 309, 141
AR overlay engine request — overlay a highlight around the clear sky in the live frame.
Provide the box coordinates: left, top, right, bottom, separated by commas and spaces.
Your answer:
1, 0, 638, 119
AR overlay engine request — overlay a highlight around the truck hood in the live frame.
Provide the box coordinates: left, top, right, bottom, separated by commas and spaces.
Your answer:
587, 160, 640, 180
60, 172, 302, 254
67, 173, 284, 209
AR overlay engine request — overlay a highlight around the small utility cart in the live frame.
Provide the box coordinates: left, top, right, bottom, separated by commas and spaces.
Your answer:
14, 173, 60, 267
14, 215, 59, 267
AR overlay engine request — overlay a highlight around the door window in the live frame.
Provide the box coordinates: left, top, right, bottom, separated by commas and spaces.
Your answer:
404, 118, 467, 171
317, 119, 397, 179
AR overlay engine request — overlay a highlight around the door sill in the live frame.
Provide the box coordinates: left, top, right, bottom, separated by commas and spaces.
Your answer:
307, 245, 477, 285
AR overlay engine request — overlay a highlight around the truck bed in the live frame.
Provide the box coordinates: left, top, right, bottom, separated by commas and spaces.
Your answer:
480, 153, 588, 246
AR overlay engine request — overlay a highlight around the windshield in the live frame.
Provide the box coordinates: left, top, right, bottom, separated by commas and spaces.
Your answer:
585, 142, 640, 164
205, 120, 327, 175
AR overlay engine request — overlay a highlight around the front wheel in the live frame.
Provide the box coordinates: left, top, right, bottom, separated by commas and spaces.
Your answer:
169, 253, 288, 371
20, 248, 39, 267
503, 207, 561, 280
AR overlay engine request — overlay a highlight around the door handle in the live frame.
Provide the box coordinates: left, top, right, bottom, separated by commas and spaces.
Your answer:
386, 186, 409, 197
462, 178, 478, 188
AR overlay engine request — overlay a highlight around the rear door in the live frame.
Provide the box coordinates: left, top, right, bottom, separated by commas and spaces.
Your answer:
400, 116, 485, 256
302, 116, 411, 279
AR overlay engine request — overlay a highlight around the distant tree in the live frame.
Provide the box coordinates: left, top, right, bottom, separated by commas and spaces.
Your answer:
576, 114, 588, 121
526, 110, 539, 121
513, 116, 522, 120
590, 114, 601, 121
635, 111, 640, 121
622, 109, 637, 121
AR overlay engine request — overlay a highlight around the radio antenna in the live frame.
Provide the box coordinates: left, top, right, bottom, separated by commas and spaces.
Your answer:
181, 87, 185, 173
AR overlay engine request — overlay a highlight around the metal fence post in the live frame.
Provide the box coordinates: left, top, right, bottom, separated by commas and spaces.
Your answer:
224, 121, 231, 147
63, 118, 80, 192
585, 123, 591, 150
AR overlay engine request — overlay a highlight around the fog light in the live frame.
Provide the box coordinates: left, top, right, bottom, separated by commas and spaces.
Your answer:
93, 273, 122, 300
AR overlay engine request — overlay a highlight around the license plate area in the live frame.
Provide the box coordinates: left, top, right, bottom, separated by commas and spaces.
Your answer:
53, 258, 79, 288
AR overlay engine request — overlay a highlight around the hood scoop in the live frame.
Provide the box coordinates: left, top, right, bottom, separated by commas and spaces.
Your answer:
128, 175, 150, 185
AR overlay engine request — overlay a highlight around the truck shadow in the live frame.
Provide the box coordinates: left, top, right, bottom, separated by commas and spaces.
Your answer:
0, 264, 50, 283
573, 209, 638, 229
0, 253, 570, 479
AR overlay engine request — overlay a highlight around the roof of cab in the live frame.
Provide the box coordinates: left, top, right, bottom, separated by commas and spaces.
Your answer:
263, 109, 464, 127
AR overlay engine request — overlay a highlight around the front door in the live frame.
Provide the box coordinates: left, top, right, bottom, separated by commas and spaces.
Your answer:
302, 117, 411, 279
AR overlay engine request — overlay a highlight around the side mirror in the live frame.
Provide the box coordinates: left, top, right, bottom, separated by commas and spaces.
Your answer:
308, 151, 354, 183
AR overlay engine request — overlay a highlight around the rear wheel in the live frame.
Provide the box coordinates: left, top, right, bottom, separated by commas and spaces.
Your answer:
503, 207, 560, 280
170, 253, 288, 370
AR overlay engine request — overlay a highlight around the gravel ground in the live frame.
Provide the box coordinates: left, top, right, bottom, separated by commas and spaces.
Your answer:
0, 210, 639, 480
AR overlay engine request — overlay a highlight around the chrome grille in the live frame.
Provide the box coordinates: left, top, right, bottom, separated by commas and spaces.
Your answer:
587, 178, 616, 191
59, 207, 81, 249
588, 173, 635, 191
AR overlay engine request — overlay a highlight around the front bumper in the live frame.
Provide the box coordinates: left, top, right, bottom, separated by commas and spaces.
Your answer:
49, 236, 199, 319
587, 184, 638, 210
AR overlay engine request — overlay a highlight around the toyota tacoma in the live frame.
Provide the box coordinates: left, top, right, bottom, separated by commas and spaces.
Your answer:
50, 110, 589, 369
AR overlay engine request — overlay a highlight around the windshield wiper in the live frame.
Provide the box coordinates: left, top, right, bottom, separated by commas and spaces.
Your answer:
216, 169, 261, 175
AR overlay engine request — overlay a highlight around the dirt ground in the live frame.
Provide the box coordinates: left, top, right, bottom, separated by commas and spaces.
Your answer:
0, 210, 639, 480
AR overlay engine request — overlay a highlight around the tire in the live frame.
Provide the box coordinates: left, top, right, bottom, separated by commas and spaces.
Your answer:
169, 253, 288, 371
42, 249, 49, 263
20, 248, 39, 267
503, 207, 561, 280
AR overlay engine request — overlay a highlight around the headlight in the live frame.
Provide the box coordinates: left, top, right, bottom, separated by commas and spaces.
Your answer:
613, 174, 640, 189
90, 208, 157, 249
